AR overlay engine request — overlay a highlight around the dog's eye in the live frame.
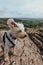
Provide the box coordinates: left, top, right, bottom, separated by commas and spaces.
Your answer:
18, 30, 22, 33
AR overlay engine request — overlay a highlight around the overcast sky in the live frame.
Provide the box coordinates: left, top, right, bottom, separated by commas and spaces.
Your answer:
0, 0, 43, 18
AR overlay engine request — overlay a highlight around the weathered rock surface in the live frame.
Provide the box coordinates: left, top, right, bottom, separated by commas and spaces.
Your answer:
10, 37, 43, 65
0, 37, 43, 65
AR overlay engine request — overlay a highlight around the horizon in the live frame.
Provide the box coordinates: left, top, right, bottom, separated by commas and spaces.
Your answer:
0, 18, 43, 20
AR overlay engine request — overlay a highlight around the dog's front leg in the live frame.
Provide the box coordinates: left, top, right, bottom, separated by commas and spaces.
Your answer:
13, 40, 17, 63
13, 39, 17, 55
4, 40, 10, 65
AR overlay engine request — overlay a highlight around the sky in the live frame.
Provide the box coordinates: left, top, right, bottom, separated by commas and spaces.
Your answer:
0, 0, 43, 18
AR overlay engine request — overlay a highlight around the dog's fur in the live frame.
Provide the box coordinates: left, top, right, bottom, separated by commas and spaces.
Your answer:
0, 19, 27, 64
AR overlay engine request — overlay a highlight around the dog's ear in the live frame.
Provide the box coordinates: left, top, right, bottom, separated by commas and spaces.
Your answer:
11, 22, 18, 27
7, 19, 18, 27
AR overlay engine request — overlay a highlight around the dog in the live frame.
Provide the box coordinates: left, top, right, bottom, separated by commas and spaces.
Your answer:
0, 19, 27, 64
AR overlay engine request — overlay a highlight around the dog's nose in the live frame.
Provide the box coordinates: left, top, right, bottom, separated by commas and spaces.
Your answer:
24, 35, 27, 37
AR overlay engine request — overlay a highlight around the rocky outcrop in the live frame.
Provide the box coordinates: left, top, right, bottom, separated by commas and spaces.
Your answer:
0, 37, 43, 65
12, 37, 43, 65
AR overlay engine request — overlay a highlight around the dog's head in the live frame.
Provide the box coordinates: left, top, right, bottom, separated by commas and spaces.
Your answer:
7, 19, 27, 39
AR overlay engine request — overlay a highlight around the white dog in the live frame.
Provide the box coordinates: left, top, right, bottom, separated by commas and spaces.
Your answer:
0, 19, 27, 64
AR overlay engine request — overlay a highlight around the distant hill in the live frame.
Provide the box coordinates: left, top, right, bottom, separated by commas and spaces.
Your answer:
0, 18, 43, 30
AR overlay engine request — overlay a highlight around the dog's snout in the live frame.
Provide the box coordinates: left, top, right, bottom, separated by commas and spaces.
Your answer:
24, 35, 27, 37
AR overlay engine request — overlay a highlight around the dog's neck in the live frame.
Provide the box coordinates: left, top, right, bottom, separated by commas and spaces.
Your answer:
9, 33, 17, 40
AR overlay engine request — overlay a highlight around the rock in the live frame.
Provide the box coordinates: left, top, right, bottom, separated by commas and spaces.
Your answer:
0, 37, 43, 65
12, 37, 43, 65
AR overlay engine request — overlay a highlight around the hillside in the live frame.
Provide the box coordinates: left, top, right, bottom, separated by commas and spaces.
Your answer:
0, 18, 43, 30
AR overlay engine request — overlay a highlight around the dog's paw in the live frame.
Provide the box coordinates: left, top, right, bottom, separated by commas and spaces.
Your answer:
4, 57, 10, 65
10, 55, 16, 62
10, 56, 16, 65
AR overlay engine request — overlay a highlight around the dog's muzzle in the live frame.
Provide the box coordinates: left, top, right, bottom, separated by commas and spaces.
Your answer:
24, 35, 27, 37
20, 34, 27, 39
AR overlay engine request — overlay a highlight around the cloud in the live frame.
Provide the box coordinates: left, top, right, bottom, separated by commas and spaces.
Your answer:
0, 0, 43, 18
